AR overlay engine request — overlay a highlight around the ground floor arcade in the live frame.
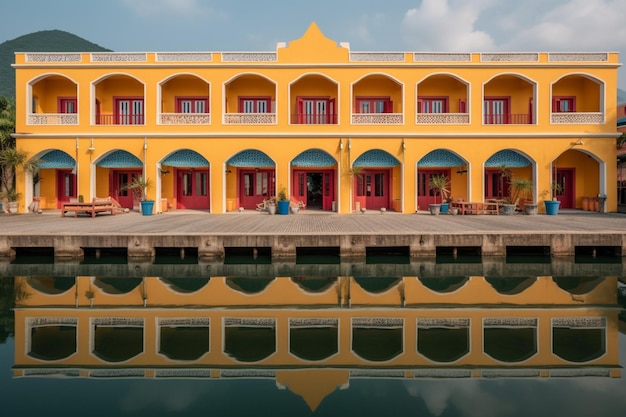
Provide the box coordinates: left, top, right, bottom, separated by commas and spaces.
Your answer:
14, 135, 617, 214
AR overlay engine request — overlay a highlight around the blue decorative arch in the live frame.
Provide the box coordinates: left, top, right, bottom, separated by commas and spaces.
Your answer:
162, 149, 209, 167
97, 150, 143, 168
226, 150, 275, 167
353, 149, 399, 167
485, 150, 531, 168
37, 150, 75, 169
417, 150, 464, 167
292, 149, 336, 167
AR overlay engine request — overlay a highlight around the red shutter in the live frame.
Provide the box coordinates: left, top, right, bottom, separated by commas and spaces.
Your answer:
384, 100, 393, 113
296, 97, 304, 124
417, 99, 424, 113
459, 99, 466, 113
329, 98, 336, 124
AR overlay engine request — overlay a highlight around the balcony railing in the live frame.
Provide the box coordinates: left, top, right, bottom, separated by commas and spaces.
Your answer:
415, 113, 469, 124
223, 113, 276, 125
291, 114, 338, 125
483, 114, 532, 125
551, 112, 603, 124
96, 114, 145, 125
160, 113, 211, 125
28, 113, 78, 125
351, 113, 404, 125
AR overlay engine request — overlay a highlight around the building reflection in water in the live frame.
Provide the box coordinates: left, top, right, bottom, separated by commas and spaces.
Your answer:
9, 270, 623, 412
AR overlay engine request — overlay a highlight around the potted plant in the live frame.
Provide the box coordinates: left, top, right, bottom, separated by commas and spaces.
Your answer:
510, 178, 534, 212
349, 166, 366, 212
0, 148, 37, 214
428, 174, 450, 215
124, 175, 154, 216
543, 182, 562, 215
277, 186, 290, 215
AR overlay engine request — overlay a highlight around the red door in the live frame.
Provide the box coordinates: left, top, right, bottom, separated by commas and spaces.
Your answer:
292, 170, 335, 210
112, 170, 141, 209
484, 168, 511, 200
356, 169, 390, 210
322, 171, 334, 210
417, 169, 450, 210
555, 168, 575, 208
176, 169, 210, 209
239, 169, 275, 209
56, 170, 76, 208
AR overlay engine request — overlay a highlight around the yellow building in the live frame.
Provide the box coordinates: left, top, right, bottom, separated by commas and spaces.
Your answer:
12, 23, 621, 214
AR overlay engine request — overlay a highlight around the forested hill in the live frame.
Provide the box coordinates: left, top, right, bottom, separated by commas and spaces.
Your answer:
0, 30, 111, 98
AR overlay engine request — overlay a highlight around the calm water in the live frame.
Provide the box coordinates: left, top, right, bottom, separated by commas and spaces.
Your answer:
1, 255, 626, 417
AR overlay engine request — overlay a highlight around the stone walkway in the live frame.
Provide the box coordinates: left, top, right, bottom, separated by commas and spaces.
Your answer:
1, 208, 625, 236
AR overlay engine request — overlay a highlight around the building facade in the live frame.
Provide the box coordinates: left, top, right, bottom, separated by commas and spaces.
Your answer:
12, 23, 621, 214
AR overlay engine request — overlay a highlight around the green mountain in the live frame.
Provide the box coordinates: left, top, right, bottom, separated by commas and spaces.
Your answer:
0, 30, 111, 99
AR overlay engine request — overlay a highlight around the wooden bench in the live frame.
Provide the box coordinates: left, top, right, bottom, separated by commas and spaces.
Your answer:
452, 201, 499, 215
62, 197, 124, 218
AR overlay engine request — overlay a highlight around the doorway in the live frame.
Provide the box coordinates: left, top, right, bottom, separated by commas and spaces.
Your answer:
293, 170, 335, 210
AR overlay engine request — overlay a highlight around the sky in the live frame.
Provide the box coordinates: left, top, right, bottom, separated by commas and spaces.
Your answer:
3, 0, 626, 90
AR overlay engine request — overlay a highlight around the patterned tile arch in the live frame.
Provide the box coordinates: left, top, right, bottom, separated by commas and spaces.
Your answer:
291, 149, 336, 167
162, 149, 209, 167
226, 150, 275, 167
96, 150, 143, 168
37, 150, 75, 169
485, 150, 531, 168
417, 150, 465, 167
353, 149, 399, 167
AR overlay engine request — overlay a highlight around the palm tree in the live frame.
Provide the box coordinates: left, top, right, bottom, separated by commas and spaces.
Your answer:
428, 174, 451, 204
0, 148, 37, 201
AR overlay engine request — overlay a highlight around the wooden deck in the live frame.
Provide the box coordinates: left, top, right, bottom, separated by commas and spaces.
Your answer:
2, 209, 626, 260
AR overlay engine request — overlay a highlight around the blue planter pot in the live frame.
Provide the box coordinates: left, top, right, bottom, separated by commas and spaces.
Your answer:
544, 200, 560, 215
277, 200, 289, 215
440, 203, 449, 214
140, 200, 154, 216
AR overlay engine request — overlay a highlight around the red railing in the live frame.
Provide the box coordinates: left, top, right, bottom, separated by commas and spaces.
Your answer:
96, 114, 145, 125
291, 114, 338, 124
483, 114, 531, 125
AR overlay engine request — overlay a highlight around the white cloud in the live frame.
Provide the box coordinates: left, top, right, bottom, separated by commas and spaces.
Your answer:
119, 0, 217, 20
401, 0, 496, 51
502, 0, 626, 51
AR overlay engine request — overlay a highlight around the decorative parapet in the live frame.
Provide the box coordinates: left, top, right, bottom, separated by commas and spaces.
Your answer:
28, 317, 77, 326
289, 318, 338, 327
551, 112, 604, 124
28, 114, 78, 125
158, 317, 210, 326
156, 369, 213, 378
223, 113, 277, 125
90, 53, 147, 62
549, 53, 608, 62
552, 317, 606, 328
412, 369, 472, 378
413, 53, 471, 62
91, 317, 144, 326
350, 53, 405, 62
224, 317, 275, 327
160, 113, 211, 125
221, 52, 277, 62
417, 318, 470, 327
89, 369, 145, 378
484, 317, 537, 326
352, 113, 404, 125
156, 52, 213, 62
481, 53, 539, 62
352, 317, 403, 327
221, 369, 276, 378
415, 113, 469, 124
25, 53, 81, 63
